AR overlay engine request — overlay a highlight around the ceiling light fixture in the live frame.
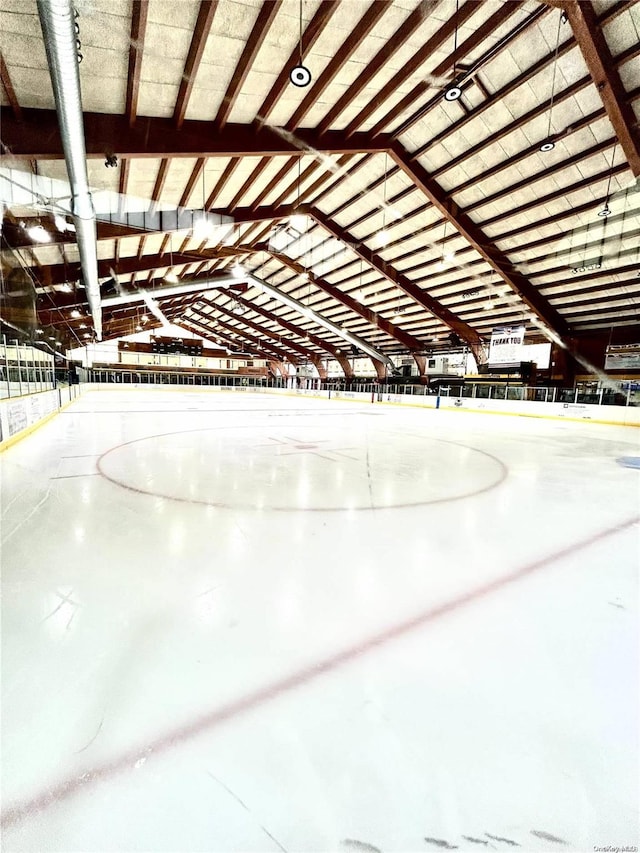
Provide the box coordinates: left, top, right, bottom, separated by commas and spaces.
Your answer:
192, 215, 215, 241
27, 224, 51, 243
444, 0, 462, 102
164, 270, 179, 284
289, 213, 307, 232
598, 141, 617, 217
289, 0, 311, 88
444, 85, 462, 102
539, 11, 563, 153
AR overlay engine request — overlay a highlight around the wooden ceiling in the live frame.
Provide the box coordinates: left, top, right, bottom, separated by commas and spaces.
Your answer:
1, 0, 639, 364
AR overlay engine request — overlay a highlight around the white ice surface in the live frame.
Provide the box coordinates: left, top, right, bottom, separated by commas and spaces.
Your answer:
1, 388, 639, 853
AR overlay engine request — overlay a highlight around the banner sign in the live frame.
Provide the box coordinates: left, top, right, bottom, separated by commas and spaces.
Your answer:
605, 348, 640, 371
489, 325, 525, 364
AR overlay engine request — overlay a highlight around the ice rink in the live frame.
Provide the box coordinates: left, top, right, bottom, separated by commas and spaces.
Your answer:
1, 387, 638, 853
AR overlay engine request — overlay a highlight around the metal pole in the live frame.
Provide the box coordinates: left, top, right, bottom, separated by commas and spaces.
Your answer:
15, 340, 23, 396
2, 334, 10, 398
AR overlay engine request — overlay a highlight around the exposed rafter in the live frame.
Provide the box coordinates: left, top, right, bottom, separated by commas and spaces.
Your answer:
214, 0, 283, 130
125, 0, 148, 127
230, 291, 348, 363
264, 247, 428, 357
174, 0, 218, 128
310, 208, 488, 363
388, 144, 574, 338
256, 0, 339, 127
200, 297, 320, 360
184, 310, 300, 363
372, 1, 529, 137
316, 0, 442, 135
285, 1, 392, 131
563, 0, 640, 177
0, 111, 393, 159
0, 52, 22, 121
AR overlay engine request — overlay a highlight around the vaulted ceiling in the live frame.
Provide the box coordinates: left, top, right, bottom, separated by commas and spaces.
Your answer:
1, 0, 639, 367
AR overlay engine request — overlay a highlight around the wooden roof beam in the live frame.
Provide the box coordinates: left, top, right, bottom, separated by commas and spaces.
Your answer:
310, 207, 488, 364
255, 0, 339, 127
563, 0, 640, 177
285, 0, 392, 130
263, 246, 427, 355
173, 316, 275, 359
125, 0, 148, 127
174, 0, 218, 128
369, 1, 529, 137
342, 0, 481, 137
388, 142, 570, 340
0, 52, 22, 120
231, 291, 348, 362
0, 110, 393, 159
187, 308, 300, 363
214, 0, 283, 130
204, 297, 324, 360
317, 0, 443, 135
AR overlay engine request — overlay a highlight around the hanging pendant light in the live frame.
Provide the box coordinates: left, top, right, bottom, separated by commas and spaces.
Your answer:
598, 142, 617, 217
444, 0, 462, 102
290, 0, 312, 87
539, 11, 564, 152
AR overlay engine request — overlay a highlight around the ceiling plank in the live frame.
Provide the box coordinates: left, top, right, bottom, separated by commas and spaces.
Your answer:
310, 208, 488, 362
264, 247, 428, 353
0, 52, 22, 120
285, 0, 392, 130
203, 298, 320, 359
249, 155, 298, 211
388, 142, 570, 339
214, 0, 283, 130
149, 158, 170, 214
125, 0, 149, 127
563, 0, 640, 177
0, 110, 393, 159
255, 0, 339, 127
174, 316, 276, 359
231, 291, 345, 360
369, 1, 528, 137
187, 309, 300, 362
317, 0, 442, 135
174, 0, 218, 128
342, 0, 478, 138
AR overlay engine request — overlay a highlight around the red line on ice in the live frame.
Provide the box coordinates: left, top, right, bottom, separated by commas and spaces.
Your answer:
2, 514, 638, 830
